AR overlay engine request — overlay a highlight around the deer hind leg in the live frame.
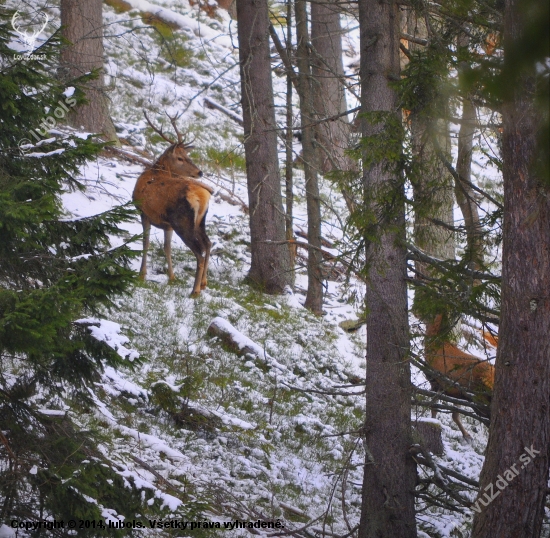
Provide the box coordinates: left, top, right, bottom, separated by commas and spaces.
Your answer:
197, 216, 211, 290
189, 243, 205, 297
140, 214, 151, 280
164, 228, 175, 281
172, 225, 205, 297
189, 229, 211, 296
452, 411, 473, 441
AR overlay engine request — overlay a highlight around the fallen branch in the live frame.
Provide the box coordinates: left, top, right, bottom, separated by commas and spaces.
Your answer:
281, 381, 365, 397
204, 97, 243, 126
415, 456, 480, 488
207, 317, 288, 374
103, 145, 152, 167
410, 444, 473, 507
208, 175, 249, 212
129, 454, 183, 496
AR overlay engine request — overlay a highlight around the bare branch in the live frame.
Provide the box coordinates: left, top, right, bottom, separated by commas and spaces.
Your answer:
401, 32, 429, 46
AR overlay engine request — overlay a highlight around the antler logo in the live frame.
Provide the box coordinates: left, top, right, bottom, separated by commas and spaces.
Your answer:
11, 10, 49, 53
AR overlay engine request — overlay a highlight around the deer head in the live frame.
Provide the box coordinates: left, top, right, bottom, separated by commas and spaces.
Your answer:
144, 111, 202, 179
11, 10, 49, 53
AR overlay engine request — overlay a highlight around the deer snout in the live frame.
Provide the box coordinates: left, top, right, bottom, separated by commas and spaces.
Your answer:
198, 170, 203, 177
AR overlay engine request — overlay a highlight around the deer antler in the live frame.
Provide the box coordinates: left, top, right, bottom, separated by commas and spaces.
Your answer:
166, 112, 195, 148
144, 110, 195, 148
166, 112, 184, 144
143, 110, 176, 144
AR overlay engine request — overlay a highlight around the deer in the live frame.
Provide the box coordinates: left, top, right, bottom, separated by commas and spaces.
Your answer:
424, 314, 495, 441
133, 112, 214, 297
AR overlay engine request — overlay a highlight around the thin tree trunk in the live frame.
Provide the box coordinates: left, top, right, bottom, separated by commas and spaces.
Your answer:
471, 0, 550, 534
59, 0, 118, 143
285, 0, 296, 279
236, 0, 292, 294
357, 0, 417, 534
295, 0, 323, 314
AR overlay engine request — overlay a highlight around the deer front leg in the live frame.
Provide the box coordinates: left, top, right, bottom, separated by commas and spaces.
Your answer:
140, 214, 151, 280
452, 411, 473, 442
164, 228, 175, 281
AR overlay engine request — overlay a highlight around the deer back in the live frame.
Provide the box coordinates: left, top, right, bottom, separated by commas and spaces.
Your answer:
427, 342, 494, 396
425, 314, 495, 400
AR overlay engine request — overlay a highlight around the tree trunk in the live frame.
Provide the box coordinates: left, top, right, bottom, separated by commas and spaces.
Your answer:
408, 15, 455, 334
295, 0, 324, 314
471, 0, 550, 535
236, 0, 292, 294
456, 33, 483, 274
310, 0, 352, 172
284, 0, 296, 280
59, 0, 118, 143
357, 0, 417, 534
310, 0, 357, 213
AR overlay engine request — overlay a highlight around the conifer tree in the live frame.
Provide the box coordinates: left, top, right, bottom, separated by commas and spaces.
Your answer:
0, 12, 149, 531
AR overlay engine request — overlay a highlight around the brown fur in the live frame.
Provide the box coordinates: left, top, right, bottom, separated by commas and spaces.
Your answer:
481, 330, 499, 348
132, 143, 212, 296
425, 315, 495, 440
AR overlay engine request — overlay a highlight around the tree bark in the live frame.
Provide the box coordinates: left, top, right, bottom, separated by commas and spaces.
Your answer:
358, 0, 417, 534
456, 33, 483, 274
295, 0, 324, 314
408, 15, 455, 337
471, 0, 550, 535
59, 0, 118, 143
236, 0, 292, 294
284, 0, 296, 280
310, 0, 357, 214
310, 0, 352, 173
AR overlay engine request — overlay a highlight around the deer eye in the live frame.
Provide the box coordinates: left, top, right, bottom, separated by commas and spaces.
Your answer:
178, 158, 184, 161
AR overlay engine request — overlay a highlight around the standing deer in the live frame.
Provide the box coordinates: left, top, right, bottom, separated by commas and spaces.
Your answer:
425, 314, 495, 440
133, 113, 213, 296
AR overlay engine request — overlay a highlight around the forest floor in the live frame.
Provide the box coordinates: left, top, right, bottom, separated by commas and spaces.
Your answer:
60, 149, 493, 537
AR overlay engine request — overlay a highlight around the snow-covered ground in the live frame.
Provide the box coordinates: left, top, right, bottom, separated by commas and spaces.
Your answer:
59, 147, 495, 536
